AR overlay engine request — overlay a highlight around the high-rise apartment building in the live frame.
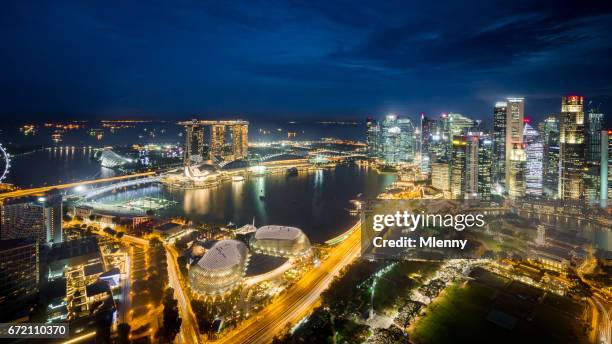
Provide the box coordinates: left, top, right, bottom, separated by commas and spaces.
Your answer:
505, 98, 524, 190
559, 95, 585, 200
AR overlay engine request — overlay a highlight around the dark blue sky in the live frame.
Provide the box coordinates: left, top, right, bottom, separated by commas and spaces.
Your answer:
1, 0, 611, 124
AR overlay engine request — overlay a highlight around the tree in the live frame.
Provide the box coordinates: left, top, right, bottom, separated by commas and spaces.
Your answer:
158, 288, 181, 343
177, 256, 188, 277
88, 214, 96, 221
63, 214, 73, 222
117, 323, 131, 344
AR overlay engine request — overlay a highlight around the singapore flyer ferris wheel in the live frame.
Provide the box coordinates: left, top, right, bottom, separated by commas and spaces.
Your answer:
0, 142, 10, 183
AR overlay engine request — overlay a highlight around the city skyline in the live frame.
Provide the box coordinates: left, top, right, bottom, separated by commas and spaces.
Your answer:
2, 1, 612, 121
0, 2, 610, 343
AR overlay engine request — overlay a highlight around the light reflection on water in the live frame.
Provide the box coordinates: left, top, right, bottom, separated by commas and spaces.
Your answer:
96, 165, 395, 243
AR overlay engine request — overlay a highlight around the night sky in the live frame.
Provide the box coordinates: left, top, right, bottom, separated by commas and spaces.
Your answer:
1, 1, 611, 125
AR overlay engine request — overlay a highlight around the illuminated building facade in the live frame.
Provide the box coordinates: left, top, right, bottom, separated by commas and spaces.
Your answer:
523, 123, 543, 196
231, 124, 249, 160
0, 238, 39, 307
189, 240, 249, 296
492, 102, 507, 188
450, 136, 467, 199
180, 120, 249, 165
366, 117, 381, 158
585, 111, 604, 205
376, 114, 417, 164
539, 116, 560, 198
505, 98, 524, 190
601, 130, 612, 207
559, 96, 585, 200
250, 225, 311, 257
431, 162, 450, 195
0, 191, 63, 244
465, 134, 479, 198
508, 143, 527, 200
477, 134, 493, 200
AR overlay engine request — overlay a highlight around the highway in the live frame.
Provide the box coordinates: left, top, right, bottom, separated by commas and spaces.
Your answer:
166, 245, 200, 344
0, 171, 156, 201
216, 221, 363, 344
577, 257, 611, 344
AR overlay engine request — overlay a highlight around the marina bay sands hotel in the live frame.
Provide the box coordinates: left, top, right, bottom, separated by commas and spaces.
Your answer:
179, 120, 249, 165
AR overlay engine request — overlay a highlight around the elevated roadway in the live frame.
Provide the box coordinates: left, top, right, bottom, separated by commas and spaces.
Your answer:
216, 221, 362, 344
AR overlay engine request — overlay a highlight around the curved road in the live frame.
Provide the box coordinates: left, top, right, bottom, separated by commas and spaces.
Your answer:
216, 222, 363, 344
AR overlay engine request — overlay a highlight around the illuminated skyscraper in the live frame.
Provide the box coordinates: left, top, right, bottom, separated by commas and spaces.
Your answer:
231, 124, 248, 159
381, 115, 401, 163
585, 111, 604, 205
450, 135, 467, 199
399, 118, 417, 162
447, 113, 475, 137
431, 162, 450, 196
0, 191, 63, 244
179, 120, 249, 165
210, 124, 226, 160
380, 115, 416, 163
421, 114, 434, 159
601, 130, 611, 207
0, 238, 39, 308
428, 116, 447, 162
559, 95, 585, 200
523, 122, 543, 196
366, 117, 380, 158
464, 134, 480, 198
505, 98, 524, 190
477, 133, 493, 200
539, 116, 560, 198
508, 143, 527, 200
492, 102, 507, 188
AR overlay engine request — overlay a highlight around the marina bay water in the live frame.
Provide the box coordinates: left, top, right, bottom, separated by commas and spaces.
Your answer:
94, 165, 395, 243
6, 147, 609, 248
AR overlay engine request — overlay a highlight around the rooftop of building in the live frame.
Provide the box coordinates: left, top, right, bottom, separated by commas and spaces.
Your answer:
254, 225, 305, 241
196, 239, 248, 271
48, 237, 100, 262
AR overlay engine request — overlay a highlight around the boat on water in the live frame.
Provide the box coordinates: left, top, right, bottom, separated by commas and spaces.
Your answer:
286, 167, 298, 176
232, 175, 245, 182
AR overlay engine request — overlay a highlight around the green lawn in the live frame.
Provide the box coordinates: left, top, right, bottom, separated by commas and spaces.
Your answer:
410, 269, 588, 344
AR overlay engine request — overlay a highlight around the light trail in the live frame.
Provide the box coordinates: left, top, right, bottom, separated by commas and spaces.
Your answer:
216, 221, 363, 344
166, 245, 200, 344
